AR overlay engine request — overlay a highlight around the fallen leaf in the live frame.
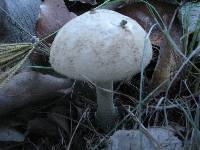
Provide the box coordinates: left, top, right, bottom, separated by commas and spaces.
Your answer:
117, 1, 183, 88
117, 1, 181, 46
36, 0, 76, 41
0, 71, 72, 115
0, 127, 25, 142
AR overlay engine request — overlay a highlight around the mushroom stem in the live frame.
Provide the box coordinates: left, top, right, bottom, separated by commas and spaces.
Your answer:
95, 81, 117, 129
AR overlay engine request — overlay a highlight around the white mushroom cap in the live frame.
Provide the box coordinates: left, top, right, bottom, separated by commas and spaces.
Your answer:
50, 9, 152, 82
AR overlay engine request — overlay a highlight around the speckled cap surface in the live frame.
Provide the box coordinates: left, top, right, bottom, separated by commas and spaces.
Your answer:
50, 9, 152, 82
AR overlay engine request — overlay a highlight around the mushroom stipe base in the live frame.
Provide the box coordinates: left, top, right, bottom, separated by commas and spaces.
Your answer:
96, 108, 118, 130
95, 81, 118, 130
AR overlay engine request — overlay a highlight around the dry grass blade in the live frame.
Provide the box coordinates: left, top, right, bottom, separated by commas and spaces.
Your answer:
0, 43, 33, 85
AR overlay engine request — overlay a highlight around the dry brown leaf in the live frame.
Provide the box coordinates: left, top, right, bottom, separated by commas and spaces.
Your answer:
0, 71, 72, 115
36, 0, 76, 41
117, 1, 181, 46
117, 1, 183, 88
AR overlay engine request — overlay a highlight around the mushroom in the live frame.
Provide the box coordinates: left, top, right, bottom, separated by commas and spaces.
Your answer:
50, 9, 152, 129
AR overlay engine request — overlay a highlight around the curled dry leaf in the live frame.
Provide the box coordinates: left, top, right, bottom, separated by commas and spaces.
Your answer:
0, 127, 25, 142
0, 71, 72, 116
117, 1, 181, 50
36, 0, 76, 41
117, 1, 183, 88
